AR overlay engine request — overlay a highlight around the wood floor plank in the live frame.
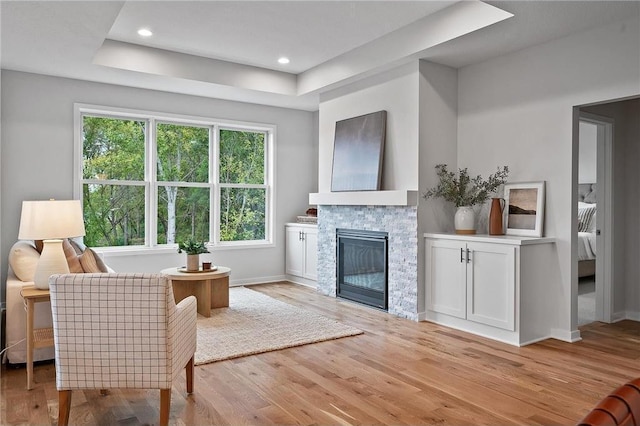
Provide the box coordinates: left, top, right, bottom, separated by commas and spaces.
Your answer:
3, 281, 640, 425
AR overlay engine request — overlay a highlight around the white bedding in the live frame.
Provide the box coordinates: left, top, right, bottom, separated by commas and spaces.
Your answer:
578, 231, 597, 261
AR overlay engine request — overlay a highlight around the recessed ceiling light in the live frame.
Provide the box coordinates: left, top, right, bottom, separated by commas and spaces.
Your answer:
278, 57, 290, 65
137, 28, 153, 37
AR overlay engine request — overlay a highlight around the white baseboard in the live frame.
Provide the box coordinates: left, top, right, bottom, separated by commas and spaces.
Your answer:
550, 328, 581, 343
230, 275, 286, 286
284, 275, 317, 288
616, 310, 640, 322
520, 335, 555, 346
611, 310, 627, 323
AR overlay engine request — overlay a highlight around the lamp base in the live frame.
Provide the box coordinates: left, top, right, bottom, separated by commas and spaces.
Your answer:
33, 239, 70, 289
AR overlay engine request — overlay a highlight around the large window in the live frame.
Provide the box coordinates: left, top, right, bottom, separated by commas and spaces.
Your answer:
76, 105, 274, 249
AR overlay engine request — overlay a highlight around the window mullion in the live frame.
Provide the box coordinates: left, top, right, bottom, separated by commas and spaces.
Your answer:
74, 110, 84, 200
212, 125, 220, 244
148, 118, 157, 247
218, 183, 267, 189
266, 130, 274, 246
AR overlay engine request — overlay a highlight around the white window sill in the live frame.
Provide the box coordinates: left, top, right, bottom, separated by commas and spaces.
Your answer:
94, 241, 275, 257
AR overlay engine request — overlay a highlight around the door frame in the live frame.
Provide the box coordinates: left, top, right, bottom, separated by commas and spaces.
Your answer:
578, 111, 614, 323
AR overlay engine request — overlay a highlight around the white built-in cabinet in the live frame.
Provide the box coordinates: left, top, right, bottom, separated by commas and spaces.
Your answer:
285, 223, 318, 285
424, 233, 555, 346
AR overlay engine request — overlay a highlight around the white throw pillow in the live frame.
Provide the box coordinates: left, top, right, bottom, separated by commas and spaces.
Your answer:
8, 241, 40, 282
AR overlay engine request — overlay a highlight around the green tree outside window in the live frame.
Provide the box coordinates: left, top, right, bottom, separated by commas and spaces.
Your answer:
81, 115, 271, 248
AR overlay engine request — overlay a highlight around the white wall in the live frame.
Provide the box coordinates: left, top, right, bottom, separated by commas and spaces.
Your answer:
417, 60, 458, 313
0, 71, 318, 298
418, 60, 459, 232
620, 100, 640, 319
0, 61, 2, 314
457, 17, 640, 337
578, 121, 597, 184
318, 62, 420, 193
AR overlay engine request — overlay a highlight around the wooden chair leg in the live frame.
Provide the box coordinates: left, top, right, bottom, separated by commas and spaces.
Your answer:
160, 389, 171, 426
186, 356, 194, 394
58, 390, 72, 426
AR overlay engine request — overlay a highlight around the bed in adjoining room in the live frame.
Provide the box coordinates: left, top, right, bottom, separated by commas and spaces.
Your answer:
578, 183, 597, 278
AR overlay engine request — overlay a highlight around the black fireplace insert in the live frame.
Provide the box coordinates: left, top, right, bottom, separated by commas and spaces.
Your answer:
336, 228, 388, 310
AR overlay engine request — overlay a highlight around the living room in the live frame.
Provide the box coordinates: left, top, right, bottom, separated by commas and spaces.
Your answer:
2, 1, 640, 425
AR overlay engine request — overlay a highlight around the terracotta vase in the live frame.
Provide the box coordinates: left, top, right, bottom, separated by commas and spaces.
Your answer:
489, 197, 506, 235
454, 206, 476, 234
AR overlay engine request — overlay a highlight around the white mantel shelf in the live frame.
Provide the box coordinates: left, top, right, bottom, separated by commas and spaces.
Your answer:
309, 190, 418, 206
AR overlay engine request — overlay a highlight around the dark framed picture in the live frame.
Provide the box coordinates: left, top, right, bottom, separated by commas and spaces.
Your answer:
331, 110, 386, 192
504, 181, 545, 237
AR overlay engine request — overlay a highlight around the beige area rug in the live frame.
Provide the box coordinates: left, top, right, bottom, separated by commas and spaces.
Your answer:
194, 286, 363, 365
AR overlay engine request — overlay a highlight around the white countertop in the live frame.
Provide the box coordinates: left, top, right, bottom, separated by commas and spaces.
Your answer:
424, 233, 555, 245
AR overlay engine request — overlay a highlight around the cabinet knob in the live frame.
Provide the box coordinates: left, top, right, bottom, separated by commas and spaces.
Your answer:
460, 248, 464, 263
466, 248, 472, 263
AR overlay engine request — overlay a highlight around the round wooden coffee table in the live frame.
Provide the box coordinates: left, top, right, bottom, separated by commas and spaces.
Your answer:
161, 266, 231, 318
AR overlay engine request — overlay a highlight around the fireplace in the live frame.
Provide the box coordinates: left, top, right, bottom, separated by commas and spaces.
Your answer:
336, 228, 388, 310
317, 205, 418, 320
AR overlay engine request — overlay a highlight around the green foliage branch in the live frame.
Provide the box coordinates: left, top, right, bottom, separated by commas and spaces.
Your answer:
177, 236, 210, 255
423, 164, 509, 207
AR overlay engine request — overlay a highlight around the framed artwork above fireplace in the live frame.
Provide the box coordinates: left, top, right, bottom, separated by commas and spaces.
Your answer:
331, 110, 386, 192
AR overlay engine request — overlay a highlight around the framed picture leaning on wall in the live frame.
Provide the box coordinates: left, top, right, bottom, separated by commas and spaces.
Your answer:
504, 181, 545, 237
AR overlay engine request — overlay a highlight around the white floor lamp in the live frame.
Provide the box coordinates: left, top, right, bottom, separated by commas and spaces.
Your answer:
18, 199, 86, 290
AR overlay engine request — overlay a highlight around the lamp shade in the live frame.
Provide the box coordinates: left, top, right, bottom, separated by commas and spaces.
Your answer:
18, 200, 86, 240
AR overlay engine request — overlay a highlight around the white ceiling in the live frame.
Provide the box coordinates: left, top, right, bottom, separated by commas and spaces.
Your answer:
1, 1, 638, 111
108, 1, 455, 74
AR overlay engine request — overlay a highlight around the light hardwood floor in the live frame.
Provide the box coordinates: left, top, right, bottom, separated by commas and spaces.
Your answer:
2, 281, 640, 425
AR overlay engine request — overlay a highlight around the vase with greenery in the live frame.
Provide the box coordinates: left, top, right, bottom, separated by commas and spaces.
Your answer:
177, 237, 209, 271
423, 164, 509, 234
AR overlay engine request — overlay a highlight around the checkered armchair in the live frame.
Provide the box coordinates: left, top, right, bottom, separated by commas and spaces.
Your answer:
49, 273, 197, 426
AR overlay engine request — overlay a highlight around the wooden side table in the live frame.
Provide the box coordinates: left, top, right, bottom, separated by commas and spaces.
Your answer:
20, 285, 54, 390
160, 266, 231, 318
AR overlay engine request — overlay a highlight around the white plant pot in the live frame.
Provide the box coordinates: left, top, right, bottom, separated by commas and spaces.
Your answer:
454, 206, 476, 235
186, 254, 200, 271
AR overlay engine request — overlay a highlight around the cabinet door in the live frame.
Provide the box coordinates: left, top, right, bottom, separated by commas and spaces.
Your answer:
425, 239, 466, 319
466, 242, 516, 330
285, 226, 304, 277
302, 228, 318, 280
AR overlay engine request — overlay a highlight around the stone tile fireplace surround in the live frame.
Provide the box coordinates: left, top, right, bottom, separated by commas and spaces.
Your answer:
317, 205, 418, 320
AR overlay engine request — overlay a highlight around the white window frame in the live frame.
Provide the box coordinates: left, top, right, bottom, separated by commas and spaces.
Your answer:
74, 103, 276, 252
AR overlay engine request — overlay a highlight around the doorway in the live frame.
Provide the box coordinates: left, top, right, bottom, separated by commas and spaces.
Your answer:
577, 113, 613, 325
575, 96, 640, 331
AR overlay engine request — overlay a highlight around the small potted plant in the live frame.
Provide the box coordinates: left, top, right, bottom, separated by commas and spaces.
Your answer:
177, 236, 209, 271
423, 164, 509, 234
